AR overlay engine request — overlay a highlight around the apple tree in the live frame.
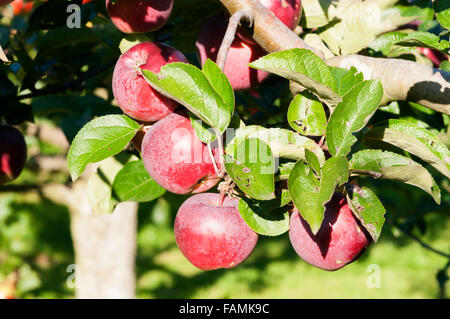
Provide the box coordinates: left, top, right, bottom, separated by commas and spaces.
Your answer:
0, 0, 449, 297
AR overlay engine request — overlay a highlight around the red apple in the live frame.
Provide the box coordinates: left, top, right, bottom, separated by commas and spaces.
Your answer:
112, 41, 188, 122
237, 0, 302, 44
106, 0, 173, 34
174, 193, 258, 270
141, 111, 221, 194
196, 13, 269, 91
262, 0, 302, 30
0, 125, 27, 185
289, 195, 371, 271
416, 47, 448, 67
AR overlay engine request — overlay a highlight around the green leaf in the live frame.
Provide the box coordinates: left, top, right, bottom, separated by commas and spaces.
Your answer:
201, 59, 235, 111
350, 150, 441, 204
87, 154, 137, 214
249, 49, 341, 107
380, 5, 434, 32
326, 80, 384, 157
225, 138, 276, 201
319, 1, 383, 55
287, 93, 327, 136
119, 35, 152, 54
305, 149, 321, 177
278, 161, 296, 178
435, 0, 450, 30
67, 115, 141, 182
300, 0, 334, 28
112, 160, 165, 202
440, 60, 450, 72
238, 198, 290, 236
368, 31, 408, 55
288, 156, 349, 234
329, 66, 365, 97
345, 185, 386, 243
364, 119, 450, 179
35, 27, 101, 62
141, 62, 233, 133
188, 111, 216, 143
393, 31, 450, 52
225, 126, 326, 164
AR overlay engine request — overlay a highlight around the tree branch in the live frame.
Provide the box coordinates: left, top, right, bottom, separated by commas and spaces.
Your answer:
394, 223, 450, 259
218, 0, 321, 57
328, 55, 450, 115
218, 0, 450, 114
217, 10, 253, 70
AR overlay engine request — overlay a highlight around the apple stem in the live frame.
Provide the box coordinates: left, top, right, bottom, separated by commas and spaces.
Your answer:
218, 189, 226, 206
350, 170, 382, 179
207, 141, 221, 177
214, 129, 225, 177
216, 10, 253, 70
317, 135, 325, 148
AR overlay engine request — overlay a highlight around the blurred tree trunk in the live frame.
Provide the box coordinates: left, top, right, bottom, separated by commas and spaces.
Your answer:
70, 201, 138, 299
39, 131, 138, 300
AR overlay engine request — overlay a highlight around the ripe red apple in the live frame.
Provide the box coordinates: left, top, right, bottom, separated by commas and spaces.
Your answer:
263, 0, 302, 30
106, 0, 173, 34
237, 0, 302, 43
141, 111, 221, 194
196, 13, 269, 91
0, 125, 27, 185
289, 195, 371, 271
174, 193, 258, 270
10, 0, 32, 15
112, 41, 188, 122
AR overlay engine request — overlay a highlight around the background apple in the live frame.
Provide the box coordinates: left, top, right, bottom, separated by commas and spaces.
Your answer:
9, 0, 33, 15
289, 194, 372, 271
106, 0, 174, 34
174, 193, 259, 270
196, 13, 269, 91
141, 111, 220, 194
112, 41, 188, 122
0, 125, 27, 185
237, 0, 302, 43
416, 47, 448, 67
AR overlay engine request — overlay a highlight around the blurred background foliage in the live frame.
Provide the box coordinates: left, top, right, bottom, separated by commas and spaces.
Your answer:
0, 0, 449, 298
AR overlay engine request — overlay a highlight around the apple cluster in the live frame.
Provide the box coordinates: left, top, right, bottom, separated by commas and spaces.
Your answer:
108, 0, 371, 271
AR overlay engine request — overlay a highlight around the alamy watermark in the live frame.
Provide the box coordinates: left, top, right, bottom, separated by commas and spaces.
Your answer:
366, 264, 381, 288
66, 4, 81, 29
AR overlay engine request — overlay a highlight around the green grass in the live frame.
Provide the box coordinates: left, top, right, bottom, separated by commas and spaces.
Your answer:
0, 191, 448, 299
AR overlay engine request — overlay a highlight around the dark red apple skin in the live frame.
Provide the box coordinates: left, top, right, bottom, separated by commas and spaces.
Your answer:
174, 193, 259, 270
106, 0, 173, 34
141, 111, 220, 194
196, 13, 269, 91
289, 195, 372, 271
237, 0, 302, 43
112, 41, 188, 122
0, 0, 13, 6
0, 125, 27, 185
263, 0, 302, 30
